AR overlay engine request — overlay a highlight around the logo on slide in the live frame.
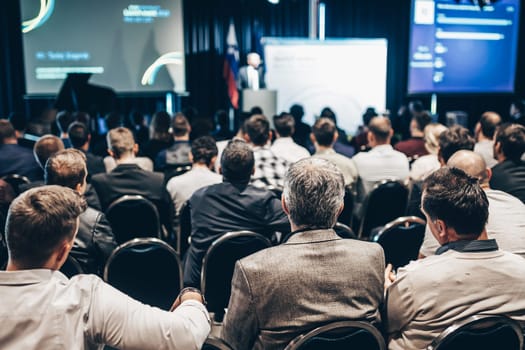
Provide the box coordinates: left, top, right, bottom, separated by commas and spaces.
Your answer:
141, 52, 183, 86
22, 0, 55, 33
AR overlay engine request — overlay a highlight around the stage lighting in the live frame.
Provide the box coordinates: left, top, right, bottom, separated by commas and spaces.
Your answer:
268, 0, 280, 4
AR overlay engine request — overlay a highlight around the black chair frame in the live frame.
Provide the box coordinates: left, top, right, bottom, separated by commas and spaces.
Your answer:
1, 174, 31, 195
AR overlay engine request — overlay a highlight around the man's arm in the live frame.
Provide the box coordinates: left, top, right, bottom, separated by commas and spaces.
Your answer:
88, 277, 210, 350
385, 270, 417, 335
221, 261, 259, 350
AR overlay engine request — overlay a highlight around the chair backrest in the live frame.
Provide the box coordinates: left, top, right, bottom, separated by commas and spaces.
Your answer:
201, 231, 272, 320
178, 200, 192, 257
285, 320, 386, 350
1, 174, 31, 195
372, 216, 425, 269
201, 337, 233, 350
428, 315, 523, 350
106, 195, 161, 244
60, 255, 84, 278
334, 222, 357, 239
104, 238, 182, 310
164, 163, 192, 182
357, 180, 409, 239
337, 186, 354, 227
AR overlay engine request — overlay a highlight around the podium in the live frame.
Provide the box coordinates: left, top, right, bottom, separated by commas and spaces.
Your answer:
241, 89, 277, 119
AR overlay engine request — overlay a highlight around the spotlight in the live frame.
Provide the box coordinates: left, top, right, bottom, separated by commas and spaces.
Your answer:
268, 0, 280, 4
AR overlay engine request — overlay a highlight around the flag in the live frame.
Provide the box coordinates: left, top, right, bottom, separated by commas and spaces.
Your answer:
223, 20, 240, 109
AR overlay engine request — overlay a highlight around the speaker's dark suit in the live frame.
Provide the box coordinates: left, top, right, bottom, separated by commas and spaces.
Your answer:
237, 66, 266, 90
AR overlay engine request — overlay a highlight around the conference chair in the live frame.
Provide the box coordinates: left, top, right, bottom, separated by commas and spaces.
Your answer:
284, 320, 386, 350
371, 216, 426, 269
428, 315, 523, 350
356, 180, 409, 240
1, 174, 30, 195
334, 222, 357, 239
201, 231, 272, 322
337, 185, 354, 227
178, 200, 192, 257
60, 255, 84, 278
201, 337, 233, 350
164, 163, 192, 183
105, 195, 162, 244
104, 238, 182, 310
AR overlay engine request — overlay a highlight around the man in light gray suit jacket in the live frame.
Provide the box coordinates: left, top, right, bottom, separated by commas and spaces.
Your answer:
221, 158, 385, 350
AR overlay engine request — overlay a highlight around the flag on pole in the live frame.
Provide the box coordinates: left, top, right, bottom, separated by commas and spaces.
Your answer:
223, 20, 240, 109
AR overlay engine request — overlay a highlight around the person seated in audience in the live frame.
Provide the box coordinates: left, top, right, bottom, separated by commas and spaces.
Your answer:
385, 167, 525, 350
490, 123, 525, 203
8, 112, 33, 150
45, 149, 117, 275
510, 98, 525, 126
311, 117, 358, 187
33, 135, 65, 179
0, 119, 42, 181
155, 113, 192, 172
319, 107, 355, 157
474, 111, 501, 168
352, 116, 409, 202
142, 111, 173, 161
129, 111, 149, 147
68, 122, 105, 181
183, 140, 290, 287
409, 123, 447, 181
221, 158, 385, 350
351, 107, 378, 153
243, 114, 290, 190
271, 113, 310, 163
0, 185, 210, 349
166, 136, 221, 218
419, 150, 525, 258
91, 127, 174, 232
437, 124, 475, 165
394, 111, 431, 160
289, 104, 311, 149
211, 109, 234, 141
56, 110, 74, 148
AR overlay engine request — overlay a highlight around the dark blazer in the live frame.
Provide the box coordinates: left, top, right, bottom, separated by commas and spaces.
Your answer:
0, 144, 42, 181
91, 163, 174, 232
183, 180, 290, 287
83, 151, 106, 181
490, 159, 525, 203
221, 229, 385, 350
237, 66, 266, 90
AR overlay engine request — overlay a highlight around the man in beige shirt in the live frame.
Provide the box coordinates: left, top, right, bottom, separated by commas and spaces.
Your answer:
385, 167, 525, 350
0, 186, 210, 349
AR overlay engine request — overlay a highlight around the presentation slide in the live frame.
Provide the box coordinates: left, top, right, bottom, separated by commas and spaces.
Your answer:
263, 38, 388, 133
21, 0, 185, 94
408, 0, 520, 94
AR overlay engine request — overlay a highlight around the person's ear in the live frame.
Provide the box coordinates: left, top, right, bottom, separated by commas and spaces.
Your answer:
435, 219, 447, 239
486, 167, 492, 182
268, 130, 273, 144
107, 149, 115, 158
74, 182, 83, 193
243, 133, 251, 143
437, 148, 445, 166
333, 130, 339, 144
251, 167, 255, 175
55, 240, 72, 269
189, 152, 194, 163
218, 166, 223, 175
133, 143, 139, 155
310, 133, 316, 145
367, 131, 374, 145
281, 196, 290, 216
209, 155, 217, 169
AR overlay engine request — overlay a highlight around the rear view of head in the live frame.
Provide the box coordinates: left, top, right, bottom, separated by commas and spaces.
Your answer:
273, 113, 295, 138
422, 167, 488, 238
172, 113, 191, 138
423, 123, 447, 154
244, 114, 271, 146
494, 123, 525, 162
33, 135, 65, 169
284, 158, 344, 229
220, 140, 254, 182
6, 185, 86, 269
438, 125, 475, 164
411, 111, 432, 136
447, 150, 490, 186
67, 122, 90, 149
191, 136, 218, 167
45, 149, 87, 191
107, 127, 136, 159
368, 116, 393, 146
150, 111, 172, 141
56, 111, 74, 135
312, 117, 337, 147
0, 119, 16, 144
478, 112, 501, 139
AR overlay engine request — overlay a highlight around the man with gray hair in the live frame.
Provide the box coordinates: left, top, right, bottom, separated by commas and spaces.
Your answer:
221, 158, 385, 350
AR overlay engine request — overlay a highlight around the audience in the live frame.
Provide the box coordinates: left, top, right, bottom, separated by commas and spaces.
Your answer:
271, 113, 310, 163
183, 140, 289, 287
155, 113, 192, 171
243, 114, 289, 190
409, 123, 447, 181
0, 185, 210, 349
142, 111, 173, 161
394, 111, 431, 160
68, 122, 105, 181
45, 149, 117, 275
474, 111, 501, 168
437, 124, 475, 165
33, 135, 66, 172
386, 167, 525, 350
490, 123, 525, 203
311, 117, 358, 187
289, 104, 311, 149
319, 107, 355, 157
221, 158, 384, 349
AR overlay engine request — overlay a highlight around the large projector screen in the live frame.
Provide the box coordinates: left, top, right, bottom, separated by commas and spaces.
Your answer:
20, 0, 185, 94
263, 38, 387, 133
408, 0, 520, 94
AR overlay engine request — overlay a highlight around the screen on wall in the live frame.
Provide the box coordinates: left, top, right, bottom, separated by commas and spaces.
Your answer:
408, 0, 520, 94
20, 0, 186, 94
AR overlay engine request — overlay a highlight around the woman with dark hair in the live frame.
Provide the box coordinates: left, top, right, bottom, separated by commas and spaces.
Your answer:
141, 111, 173, 161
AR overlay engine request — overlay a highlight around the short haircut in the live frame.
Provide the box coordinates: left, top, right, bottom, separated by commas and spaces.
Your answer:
438, 125, 475, 163
6, 185, 87, 268
495, 123, 525, 161
422, 167, 488, 237
56, 110, 74, 134
413, 111, 432, 132
284, 158, 344, 228
191, 136, 218, 166
320, 107, 337, 124
273, 113, 295, 137
45, 149, 87, 189
368, 116, 392, 142
244, 114, 270, 146
220, 140, 254, 182
0, 119, 16, 143
424, 123, 447, 154
172, 114, 190, 137
289, 104, 304, 121
107, 127, 135, 158
479, 112, 501, 139
150, 111, 171, 141
33, 135, 65, 169
67, 122, 89, 149
312, 118, 336, 147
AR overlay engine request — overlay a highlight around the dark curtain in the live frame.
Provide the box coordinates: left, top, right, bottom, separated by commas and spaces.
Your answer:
0, 1, 25, 117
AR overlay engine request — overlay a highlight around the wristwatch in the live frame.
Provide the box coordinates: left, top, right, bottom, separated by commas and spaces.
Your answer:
178, 287, 207, 305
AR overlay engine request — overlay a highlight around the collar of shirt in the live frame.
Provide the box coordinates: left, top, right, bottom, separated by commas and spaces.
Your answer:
435, 239, 499, 255
370, 144, 394, 153
252, 144, 272, 151
0, 269, 66, 285
273, 137, 295, 145
315, 148, 336, 156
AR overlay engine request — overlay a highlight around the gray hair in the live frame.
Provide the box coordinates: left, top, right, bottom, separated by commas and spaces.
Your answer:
283, 158, 345, 228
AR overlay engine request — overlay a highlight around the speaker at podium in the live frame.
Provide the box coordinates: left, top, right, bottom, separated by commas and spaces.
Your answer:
241, 89, 277, 120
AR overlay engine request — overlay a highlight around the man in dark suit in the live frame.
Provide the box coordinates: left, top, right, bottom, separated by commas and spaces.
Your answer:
91, 127, 174, 232
68, 122, 106, 181
221, 157, 385, 350
237, 53, 266, 90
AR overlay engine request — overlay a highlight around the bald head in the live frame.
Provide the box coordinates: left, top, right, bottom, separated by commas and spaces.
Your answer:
479, 111, 501, 139
447, 150, 489, 185
368, 116, 393, 145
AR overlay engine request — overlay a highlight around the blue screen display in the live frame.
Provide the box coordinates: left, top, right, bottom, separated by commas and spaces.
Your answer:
407, 0, 520, 94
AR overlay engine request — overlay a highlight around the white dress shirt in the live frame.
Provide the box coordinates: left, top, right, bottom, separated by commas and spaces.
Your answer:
0, 270, 210, 349
474, 140, 498, 168
270, 137, 310, 164
247, 66, 259, 90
